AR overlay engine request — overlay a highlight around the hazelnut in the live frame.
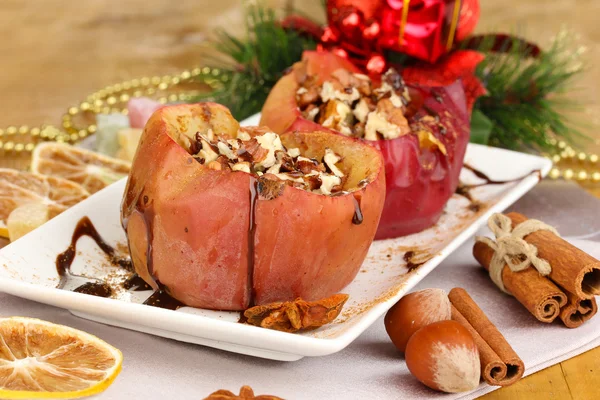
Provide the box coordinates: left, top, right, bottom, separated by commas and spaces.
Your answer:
384, 288, 451, 352
405, 320, 481, 393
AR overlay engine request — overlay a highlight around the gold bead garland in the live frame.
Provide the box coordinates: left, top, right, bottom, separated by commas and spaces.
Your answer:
1, 68, 599, 184
0, 67, 226, 153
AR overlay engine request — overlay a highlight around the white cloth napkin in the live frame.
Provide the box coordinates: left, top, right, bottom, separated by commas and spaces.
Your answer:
1, 236, 598, 399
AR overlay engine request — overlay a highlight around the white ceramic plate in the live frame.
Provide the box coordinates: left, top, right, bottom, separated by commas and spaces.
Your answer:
0, 115, 551, 361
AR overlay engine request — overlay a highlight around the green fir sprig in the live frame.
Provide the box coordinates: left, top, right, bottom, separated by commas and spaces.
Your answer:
192, 5, 315, 121
470, 32, 587, 151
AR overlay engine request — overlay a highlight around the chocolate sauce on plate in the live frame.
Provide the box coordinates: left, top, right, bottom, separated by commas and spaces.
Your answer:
73, 282, 113, 298
142, 283, 184, 310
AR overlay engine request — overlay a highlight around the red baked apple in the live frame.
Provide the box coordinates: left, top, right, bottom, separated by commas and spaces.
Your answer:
260, 51, 470, 239
121, 102, 385, 310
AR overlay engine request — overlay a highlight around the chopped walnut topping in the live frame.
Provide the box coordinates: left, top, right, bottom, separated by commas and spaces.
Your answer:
296, 68, 444, 148
187, 129, 353, 196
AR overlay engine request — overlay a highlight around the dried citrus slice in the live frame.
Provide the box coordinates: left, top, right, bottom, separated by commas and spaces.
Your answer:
31, 143, 131, 194
7, 203, 50, 242
0, 221, 8, 238
0, 169, 90, 239
0, 317, 123, 399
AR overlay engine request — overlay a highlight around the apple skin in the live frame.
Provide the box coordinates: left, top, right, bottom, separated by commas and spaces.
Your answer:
260, 51, 470, 239
121, 102, 386, 310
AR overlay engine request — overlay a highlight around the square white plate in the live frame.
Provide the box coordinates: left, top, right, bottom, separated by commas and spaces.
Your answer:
0, 125, 551, 361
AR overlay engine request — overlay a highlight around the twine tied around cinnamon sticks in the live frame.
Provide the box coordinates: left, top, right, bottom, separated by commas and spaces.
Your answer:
476, 213, 559, 294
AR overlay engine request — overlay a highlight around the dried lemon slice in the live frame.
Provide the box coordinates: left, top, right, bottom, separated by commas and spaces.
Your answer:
0, 169, 89, 239
31, 143, 131, 194
0, 317, 123, 399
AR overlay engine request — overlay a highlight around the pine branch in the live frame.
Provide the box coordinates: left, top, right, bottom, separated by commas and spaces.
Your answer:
471, 31, 588, 151
192, 5, 316, 121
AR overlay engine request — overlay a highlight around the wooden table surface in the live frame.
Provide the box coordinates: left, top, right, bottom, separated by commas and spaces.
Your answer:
0, 1, 598, 398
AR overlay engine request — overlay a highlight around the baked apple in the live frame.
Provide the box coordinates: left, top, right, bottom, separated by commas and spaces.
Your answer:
121, 102, 385, 310
261, 51, 470, 239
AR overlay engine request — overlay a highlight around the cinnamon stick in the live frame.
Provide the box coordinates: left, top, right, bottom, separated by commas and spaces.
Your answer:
449, 288, 524, 386
559, 291, 598, 329
473, 241, 568, 323
506, 212, 600, 300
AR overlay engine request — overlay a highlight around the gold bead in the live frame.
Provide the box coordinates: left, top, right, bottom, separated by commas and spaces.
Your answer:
549, 168, 561, 179
119, 94, 130, 102
131, 79, 141, 88
563, 168, 574, 180
18, 125, 28, 134
197, 67, 206, 75
70, 133, 79, 142
97, 89, 108, 98
30, 127, 40, 136
62, 114, 71, 122
158, 82, 168, 90
593, 172, 600, 182
25, 143, 35, 152
0, 129, 4, 137
171, 77, 180, 85
7, 126, 17, 135
121, 108, 129, 115
577, 170, 588, 181
122, 81, 131, 90
548, 138, 558, 146
146, 88, 156, 95
14, 143, 24, 152
578, 152, 587, 161
590, 154, 599, 163
151, 76, 161, 85
80, 102, 91, 111
113, 83, 123, 92
168, 94, 178, 102
180, 71, 191, 80
106, 96, 117, 105
4, 142, 14, 151
0, 141, 4, 148
140, 77, 150, 86
551, 154, 561, 163
158, 97, 167, 104
558, 141, 567, 149
161, 75, 171, 82
68, 107, 79, 115
63, 121, 72, 129
87, 125, 97, 133
102, 107, 111, 114
78, 130, 88, 138
133, 90, 143, 97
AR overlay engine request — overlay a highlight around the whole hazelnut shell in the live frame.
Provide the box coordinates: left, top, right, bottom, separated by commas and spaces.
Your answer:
405, 320, 481, 393
384, 288, 451, 352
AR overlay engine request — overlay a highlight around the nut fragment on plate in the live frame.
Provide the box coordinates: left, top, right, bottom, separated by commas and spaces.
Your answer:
187, 127, 350, 196
243, 293, 349, 332
204, 385, 283, 400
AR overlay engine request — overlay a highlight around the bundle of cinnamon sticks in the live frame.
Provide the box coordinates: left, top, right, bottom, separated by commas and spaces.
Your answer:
474, 212, 600, 328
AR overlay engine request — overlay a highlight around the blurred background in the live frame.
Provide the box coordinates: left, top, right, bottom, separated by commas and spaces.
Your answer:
0, 0, 598, 149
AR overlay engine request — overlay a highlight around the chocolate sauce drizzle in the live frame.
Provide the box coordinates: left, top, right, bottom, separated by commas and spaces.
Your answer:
57, 216, 182, 310
457, 164, 543, 211
142, 283, 184, 310
351, 194, 363, 225
247, 179, 259, 306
